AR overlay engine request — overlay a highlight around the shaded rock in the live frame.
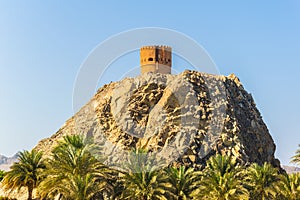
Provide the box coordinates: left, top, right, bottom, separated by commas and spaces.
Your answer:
2, 70, 282, 200
33, 70, 280, 170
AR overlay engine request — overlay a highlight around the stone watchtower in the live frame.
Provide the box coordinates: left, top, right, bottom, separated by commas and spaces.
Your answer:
140, 45, 172, 74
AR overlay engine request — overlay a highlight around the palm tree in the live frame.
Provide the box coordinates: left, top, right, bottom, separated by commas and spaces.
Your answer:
291, 144, 300, 165
0, 169, 5, 181
165, 166, 200, 200
38, 135, 111, 200
276, 173, 300, 200
119, 148, 174, 200
191, 154, 249, 200
2, 150, 45, 200
245, 162, 280, 200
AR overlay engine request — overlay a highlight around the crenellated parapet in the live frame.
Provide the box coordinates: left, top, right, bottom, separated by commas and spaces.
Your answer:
140, 45, 172, 74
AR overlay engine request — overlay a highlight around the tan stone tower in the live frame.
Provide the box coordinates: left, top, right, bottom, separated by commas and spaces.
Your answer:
140, 45, 172, 74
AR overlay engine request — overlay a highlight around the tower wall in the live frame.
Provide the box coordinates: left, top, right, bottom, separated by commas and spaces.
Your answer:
140, 46, 172, 74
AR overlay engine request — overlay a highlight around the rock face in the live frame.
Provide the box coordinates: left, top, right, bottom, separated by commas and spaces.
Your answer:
282, 165, 300, 174
34, 70, 280, 169
0, 153, 18, 171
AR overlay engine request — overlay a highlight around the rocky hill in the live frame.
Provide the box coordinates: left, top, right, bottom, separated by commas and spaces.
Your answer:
34, 70, 281, 169
1, 70, 282, 200
0, 154, 18, 171
282, 165, 300, 174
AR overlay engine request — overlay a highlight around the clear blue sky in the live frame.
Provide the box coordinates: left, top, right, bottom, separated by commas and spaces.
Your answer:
0, 1, 299, 165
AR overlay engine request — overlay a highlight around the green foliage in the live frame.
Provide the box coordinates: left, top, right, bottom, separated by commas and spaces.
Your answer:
291, 144, 300, 165
38, 135, 111, 200
2, 134, 295, 200
245, 162, 280, 200
276, 173, 300, 200
165, 166, 201, 200
119, 148, 175, 200
191, 154, 249, 200
1, 150, 45, 200
0, 170, 5, 181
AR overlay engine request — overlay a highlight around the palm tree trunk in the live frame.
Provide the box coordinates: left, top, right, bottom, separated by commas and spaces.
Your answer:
27, 186, 33, 200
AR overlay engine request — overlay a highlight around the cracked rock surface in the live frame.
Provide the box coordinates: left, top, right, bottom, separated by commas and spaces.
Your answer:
34, 70, 281, 169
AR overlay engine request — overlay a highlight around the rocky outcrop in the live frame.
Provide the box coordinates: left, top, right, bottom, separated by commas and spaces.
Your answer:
282, 165, 300, 174
34, 70, 280, 169
0, 154, 18, 171
1, 70, 281, 200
